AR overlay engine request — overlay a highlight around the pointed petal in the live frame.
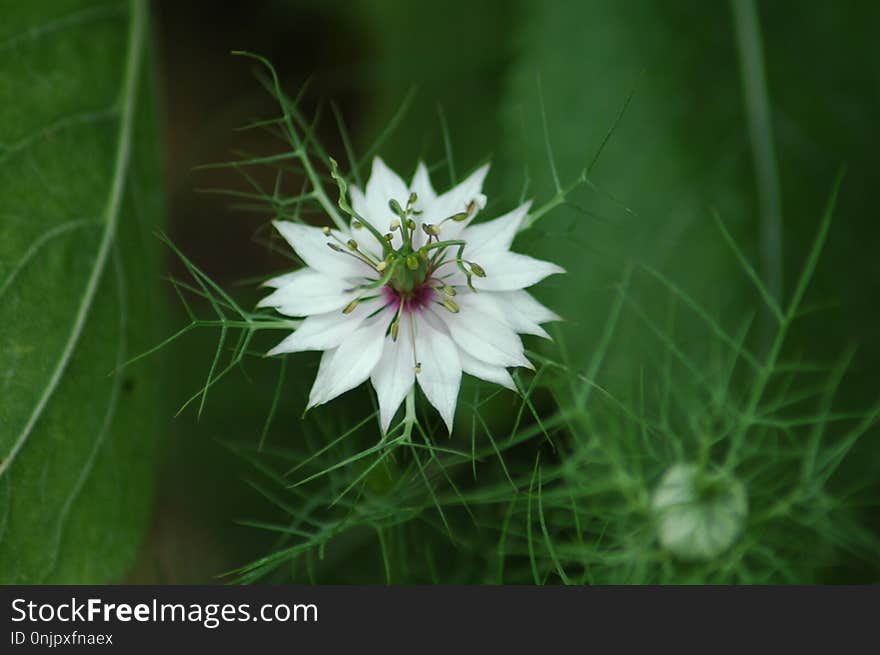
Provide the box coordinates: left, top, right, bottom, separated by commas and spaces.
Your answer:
364, 156, 409, 233
422, 163, 490, 228
307, 312, 391, 407
495, 290, 560, 338
459, 350, 516, 390
267, 300, 377, 355
263, 270, 302, 289
462, 201, 532, 257
273, 220, 372, 278
370, 319, 416, 433
410, 162, 437, 206
472, 251, 565, 292
258, 270, 357, 316
350, 184, 369, 218
435, 300, 530, 369
413, 318, 461, 433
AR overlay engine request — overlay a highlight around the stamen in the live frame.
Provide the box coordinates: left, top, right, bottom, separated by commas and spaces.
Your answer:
343, 299, 359, 314
469, 262, 486, 277
352, 220, 362, 230
441, 298, 459, 313
322, 226, 331, 236
388, 199, 405, 218
389, 219, 400, 230
347, 239, 359, 251
443, 285, 456, 297
375, 260, 388, 272
422, 223, 441, 236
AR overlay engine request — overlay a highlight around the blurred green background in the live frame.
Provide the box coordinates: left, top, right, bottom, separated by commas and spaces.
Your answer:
1, 0, 877, 583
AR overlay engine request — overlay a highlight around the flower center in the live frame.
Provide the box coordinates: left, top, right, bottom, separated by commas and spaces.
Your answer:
382, 281, 435, 314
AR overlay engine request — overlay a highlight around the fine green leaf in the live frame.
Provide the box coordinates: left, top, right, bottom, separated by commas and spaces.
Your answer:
0, 0, 164, 583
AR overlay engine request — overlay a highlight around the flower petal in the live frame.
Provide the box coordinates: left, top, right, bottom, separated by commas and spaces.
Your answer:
422, 164, 489, 228
307, 312, 391, 407
462, 201, 532, 257
495, 290, 560, 339
459, 350, 516, 390
410, 162, 437, 207
364, 156, 410, 233
258, 269, 357, 316
370, 318, 416, 434
472, 251, 565, 292
414, 318, 461, 432
273, 220, 373, 279
434, 297, 531, 369
267, 300, 377, 355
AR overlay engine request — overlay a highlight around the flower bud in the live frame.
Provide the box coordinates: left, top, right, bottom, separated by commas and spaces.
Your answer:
651, 463, 747, 561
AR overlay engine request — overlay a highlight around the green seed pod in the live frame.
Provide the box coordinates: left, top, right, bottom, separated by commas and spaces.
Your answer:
406, 254, 419, 270
651, 463, 747, 562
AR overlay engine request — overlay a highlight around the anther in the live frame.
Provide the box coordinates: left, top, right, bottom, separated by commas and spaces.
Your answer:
389, 199, 405, 217
342, 299, 359, 314
442, 298, 460, 313
347, 239, 359, 251
322, 226, 331, 236
406, 219, 416, 231
414, 362, 422, 374
375, 260, 388, 272
422, 223, 440, 236
408, 192, 418, 207
352, 220, 362, 230
443, 285, 456, 297
327, 242, 345, 252
384, 233, 394, 241
390, 320, 399, 341
469, 262, 486, 277
450, 211, 469, 222
389, 219, 400, 230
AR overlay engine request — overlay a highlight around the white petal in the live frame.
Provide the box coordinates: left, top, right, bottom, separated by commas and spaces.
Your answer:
307, 312, 391, 407
263, 270, 302, 289
258, 269, 357, 316
364, 157, 409, 233
459, 350, 516, 390
472, 251, 565, 292
435, 301, 530, 369
462, 201, 532, 257
350, 184, 369, 218
495, 290, 560, 339
422, 164, 490, 228
413, 318, 461, 432
370, 318, 416, 434
410, 162, 437, 206
273, 220, 372, 278
267, 300, 377, 355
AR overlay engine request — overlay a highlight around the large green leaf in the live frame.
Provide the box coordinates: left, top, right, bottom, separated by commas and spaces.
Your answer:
0, 0, 164, 582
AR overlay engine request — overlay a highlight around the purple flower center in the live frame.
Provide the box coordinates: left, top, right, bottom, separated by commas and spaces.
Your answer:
382, 283, 435, 314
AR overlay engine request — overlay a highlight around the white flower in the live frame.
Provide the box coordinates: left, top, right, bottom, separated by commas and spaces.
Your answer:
259, 157, 564, 433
